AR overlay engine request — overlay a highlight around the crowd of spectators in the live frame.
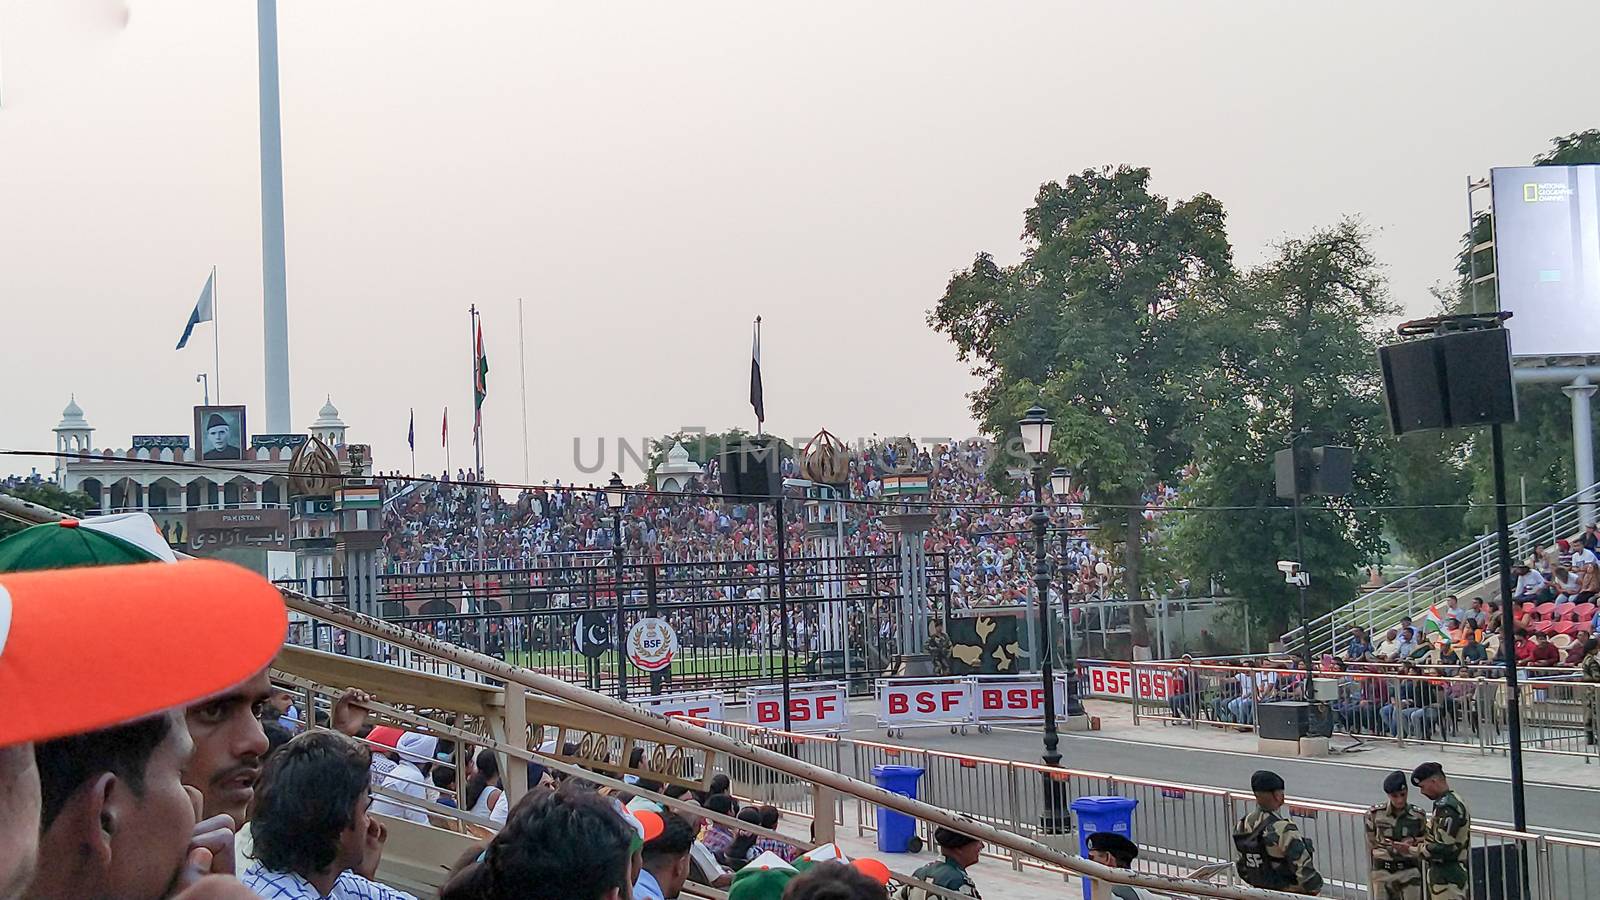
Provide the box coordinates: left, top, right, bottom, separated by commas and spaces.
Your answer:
379, 438, 1180, 614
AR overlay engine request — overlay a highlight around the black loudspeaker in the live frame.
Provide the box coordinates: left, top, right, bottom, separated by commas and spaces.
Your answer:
1274, 446, 1354, 499
1379, 329, 1518, 436
1257, 701, 1334, 741
718, 439, 782, 500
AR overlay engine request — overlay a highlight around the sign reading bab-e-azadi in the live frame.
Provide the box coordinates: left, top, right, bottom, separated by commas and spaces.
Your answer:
1077, 661, 1179, 701
746, 682, 849, 733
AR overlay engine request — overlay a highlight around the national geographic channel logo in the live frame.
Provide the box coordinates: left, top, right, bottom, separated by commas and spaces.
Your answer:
1523, 181, 1575, 203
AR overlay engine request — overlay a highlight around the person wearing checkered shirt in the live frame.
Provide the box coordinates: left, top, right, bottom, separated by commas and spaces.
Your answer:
240, 732, 416, 900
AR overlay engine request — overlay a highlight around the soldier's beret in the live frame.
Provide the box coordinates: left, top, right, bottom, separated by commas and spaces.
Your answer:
1251, 770, 1285, 793
1383, 770, 1408, 794
1087, 832, 1139, 865
1410, 761, 1444, 785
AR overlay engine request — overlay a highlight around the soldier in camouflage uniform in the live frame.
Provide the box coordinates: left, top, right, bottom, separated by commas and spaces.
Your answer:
1365, 770, 1426, 899
1233, 770, 1323, 895
901, 827, 982, 899
1580, 639, 1600, 745
1412, 762, 1471, 900
926, 620, 954, 676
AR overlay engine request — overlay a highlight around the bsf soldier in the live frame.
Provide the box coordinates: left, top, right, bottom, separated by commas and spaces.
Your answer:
1365, 770, 1426, 899
902, 826, 982, 898
1412, 762, 1471, 900
1234, 770, 1323, 895
926, 619, 954, 676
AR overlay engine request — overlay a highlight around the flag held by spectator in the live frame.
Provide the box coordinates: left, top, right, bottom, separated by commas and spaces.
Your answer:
175, 270, 215, 350
750, 316, 764, 425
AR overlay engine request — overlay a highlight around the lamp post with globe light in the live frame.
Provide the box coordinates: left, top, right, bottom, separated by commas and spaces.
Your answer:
1050, 466, 1086, 719
606, 473, 628, 700
1019, 406, 1069, 833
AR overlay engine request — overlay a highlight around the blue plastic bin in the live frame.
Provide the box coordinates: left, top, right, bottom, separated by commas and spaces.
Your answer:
871, 764, 926, 852
1072, 795, 1139, 900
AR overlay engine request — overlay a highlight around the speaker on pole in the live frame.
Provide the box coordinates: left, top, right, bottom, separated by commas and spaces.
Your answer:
1379, 328, 1518, 436
1274, 446, 1354, 499
719, 437, 782, 500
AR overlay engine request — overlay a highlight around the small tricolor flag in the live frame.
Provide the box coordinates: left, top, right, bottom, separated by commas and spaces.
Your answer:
474, 318, 489, 428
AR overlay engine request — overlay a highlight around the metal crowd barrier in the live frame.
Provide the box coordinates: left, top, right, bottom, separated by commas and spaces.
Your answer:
699, 717, 1600, 899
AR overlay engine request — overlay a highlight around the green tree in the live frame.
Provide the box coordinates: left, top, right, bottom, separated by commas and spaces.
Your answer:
930, 165, 1232, 651
646, 429, 793, 476
1169, 221, 1393, 636
0, 482, 95, 540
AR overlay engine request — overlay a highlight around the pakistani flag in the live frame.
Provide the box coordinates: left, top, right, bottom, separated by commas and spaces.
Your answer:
0, 513, 177, 573
474, 318, 489, 429
175, 271, 215, 350
728, 851, 796, 900
750, 316, 764, 425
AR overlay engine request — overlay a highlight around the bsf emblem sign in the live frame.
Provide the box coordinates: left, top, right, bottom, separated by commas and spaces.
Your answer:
627, 618, 679, 672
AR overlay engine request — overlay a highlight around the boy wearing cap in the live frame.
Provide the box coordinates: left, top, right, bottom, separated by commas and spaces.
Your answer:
0, 559, 289, 900
1412, 763, 1470, 900
634, 812, 695, 900
902, 827, 982, 898
371, 732, 438, 824
1233, 770, 1322, 895
1364, 771, 1425, 899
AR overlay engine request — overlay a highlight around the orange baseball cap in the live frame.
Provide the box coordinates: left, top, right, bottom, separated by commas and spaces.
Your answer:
0, 559, 287, 746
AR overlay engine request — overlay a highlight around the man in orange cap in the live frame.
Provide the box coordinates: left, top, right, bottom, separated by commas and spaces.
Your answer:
0, 560, 288, 899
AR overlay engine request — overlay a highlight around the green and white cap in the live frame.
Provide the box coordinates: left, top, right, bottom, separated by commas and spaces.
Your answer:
0, 512, 176, 573
727, 851, 797, 900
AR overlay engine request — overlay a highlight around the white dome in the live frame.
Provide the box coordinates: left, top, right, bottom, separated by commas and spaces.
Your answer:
311, 395, 346, 430
55, 394, 91, 430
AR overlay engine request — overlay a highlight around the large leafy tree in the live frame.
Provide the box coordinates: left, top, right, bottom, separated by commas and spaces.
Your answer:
930, 165, 1232, 651
1170, 221, 1394, 635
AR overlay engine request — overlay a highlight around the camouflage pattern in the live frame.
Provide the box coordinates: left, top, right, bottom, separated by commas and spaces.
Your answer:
1583, 652, 1600, 742
901, 856, 979, 899
1234, 806, 1323, 895
1583, 651, 1600, 683
926, 629, 954, 676
1365, 801, 1426, 900
1422, 791, 1471, 900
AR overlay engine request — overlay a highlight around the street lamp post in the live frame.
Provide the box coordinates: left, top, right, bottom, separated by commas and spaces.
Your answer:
1050, 466, 1085, 718
606, 473, 628, 701
1019, 405, 1068, 833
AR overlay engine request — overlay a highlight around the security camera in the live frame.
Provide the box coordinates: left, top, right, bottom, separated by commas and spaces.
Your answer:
1276, 561, 1301, 575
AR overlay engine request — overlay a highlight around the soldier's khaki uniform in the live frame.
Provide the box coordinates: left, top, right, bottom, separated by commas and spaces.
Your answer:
1234, 806, 1323, 895
926, 629, 954, 676
1365, 801, 1426, 899
1422, 791, 1472, 900
1581, 651, 1600, 744
901, 856, 979, 899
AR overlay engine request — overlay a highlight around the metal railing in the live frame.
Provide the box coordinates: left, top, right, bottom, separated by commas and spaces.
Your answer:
1284, 482, 1600, 658
700, 715, 1600, 899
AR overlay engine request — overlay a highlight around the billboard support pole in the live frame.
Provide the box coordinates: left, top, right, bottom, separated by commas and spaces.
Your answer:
1564, 377, 1598, 526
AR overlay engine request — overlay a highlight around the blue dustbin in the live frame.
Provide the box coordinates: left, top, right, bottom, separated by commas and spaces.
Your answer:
871, 764, 926, 852
1072, 795, 1139, 900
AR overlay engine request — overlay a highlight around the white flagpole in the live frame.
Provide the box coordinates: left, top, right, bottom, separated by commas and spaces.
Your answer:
518, 297, 530, 484
212, 265, 221, 403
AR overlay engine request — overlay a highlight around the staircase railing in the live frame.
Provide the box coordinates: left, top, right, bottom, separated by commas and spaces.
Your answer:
1283, 481, 1599, 658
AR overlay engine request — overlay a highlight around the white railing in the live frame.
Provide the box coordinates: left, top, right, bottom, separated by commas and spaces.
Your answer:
1284, 482, 1600, 658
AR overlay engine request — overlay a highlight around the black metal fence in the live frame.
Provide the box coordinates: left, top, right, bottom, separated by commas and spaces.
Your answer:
278, 552, 949, 697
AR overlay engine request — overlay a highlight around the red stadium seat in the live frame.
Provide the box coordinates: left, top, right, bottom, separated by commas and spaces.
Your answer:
1531, 620, 1558, 635
1552, 621, 1580, 637
1576, 603, 1597, 621
1535, 602, 1558, 621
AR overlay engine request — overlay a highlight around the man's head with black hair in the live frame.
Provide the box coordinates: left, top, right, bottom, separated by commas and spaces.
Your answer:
782, 862, 888, 900
932, 826, 983, 869
758, 805, 781, 829
30, 709, 199, 900
440, 784, 635, 900
641, 812, 696, 898
250, 731, 374, 881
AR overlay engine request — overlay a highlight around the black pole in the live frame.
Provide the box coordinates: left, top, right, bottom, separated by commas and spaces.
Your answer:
1292, 488, 1313, 701
613, 507, 627, 702
1032, 464, 1061, 766
1492, 423, 1528, 832
647, 561, 664, 695
1058, 527, 1083, 717
776, 489, 793, 731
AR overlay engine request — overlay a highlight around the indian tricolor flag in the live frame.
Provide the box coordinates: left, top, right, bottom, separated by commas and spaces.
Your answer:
1419, 604, 1450, 642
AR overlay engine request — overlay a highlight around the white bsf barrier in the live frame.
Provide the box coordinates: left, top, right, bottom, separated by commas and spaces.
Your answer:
874, 675, 1076, 737
635, 689, 726, 723
744, 681, 850, 734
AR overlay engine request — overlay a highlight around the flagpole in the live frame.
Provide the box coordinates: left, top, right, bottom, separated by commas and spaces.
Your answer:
754, 316, 763, 437
444, 408, 451, 477
212, 265, 221, 404
469, 305, 486, 575
410, 408, 416, 478
518, 297, 530, 484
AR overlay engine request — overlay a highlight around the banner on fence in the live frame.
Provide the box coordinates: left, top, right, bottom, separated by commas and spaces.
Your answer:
636, 691, 725, 723
1078, 661, 1178, 701
879, 677, 976, 725
973, 675, 1067, 722
745, 682, 849, 733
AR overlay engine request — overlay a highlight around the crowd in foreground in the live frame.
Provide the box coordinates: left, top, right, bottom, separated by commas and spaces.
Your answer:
380, 438, 1179, 610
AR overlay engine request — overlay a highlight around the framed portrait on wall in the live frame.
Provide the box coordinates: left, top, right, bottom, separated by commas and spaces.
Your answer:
194, 405, 247, 462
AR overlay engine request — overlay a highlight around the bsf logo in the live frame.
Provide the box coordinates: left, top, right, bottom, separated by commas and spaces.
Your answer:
627, 618, 679, 672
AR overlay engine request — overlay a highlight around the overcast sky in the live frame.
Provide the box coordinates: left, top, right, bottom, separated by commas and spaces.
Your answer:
3, 1, 1595, 486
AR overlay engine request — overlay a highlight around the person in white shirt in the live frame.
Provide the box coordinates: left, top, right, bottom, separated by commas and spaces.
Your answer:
1512, 565, 1549, 601
370, 732, 437, 825
241, 731, 415, 900
1374, 629, 1401, 661
464, 748, 510, 826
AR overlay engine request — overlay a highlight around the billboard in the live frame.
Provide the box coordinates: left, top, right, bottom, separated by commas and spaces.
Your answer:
1491, 165, 1600, 356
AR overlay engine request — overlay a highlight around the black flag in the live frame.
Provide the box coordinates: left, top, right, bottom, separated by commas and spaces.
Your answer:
750, 316, 764, 425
